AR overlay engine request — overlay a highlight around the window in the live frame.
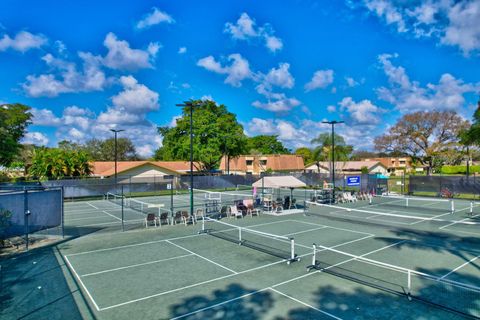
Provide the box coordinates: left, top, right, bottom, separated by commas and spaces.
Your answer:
399, 160, 405, 165
246, 160, 253, 166
260, 160, 267, 166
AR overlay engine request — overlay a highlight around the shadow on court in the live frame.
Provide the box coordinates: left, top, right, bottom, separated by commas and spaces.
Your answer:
0, 243, 93, 320
169, 283, 274, 320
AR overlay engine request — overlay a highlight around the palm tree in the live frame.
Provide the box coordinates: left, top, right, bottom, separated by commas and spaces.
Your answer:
310, 133, 353, 172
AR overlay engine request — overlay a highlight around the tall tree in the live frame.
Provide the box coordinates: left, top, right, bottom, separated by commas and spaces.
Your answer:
28, 148, 92, 179
461, 99, 480, 146
374, 110, 469, 175
310, 133, 353, 171
294, 147, 313, 164
155, 100, 247, 171
245, 135, 290, 154
84, 138, 138, 161
0, 103, 32, 166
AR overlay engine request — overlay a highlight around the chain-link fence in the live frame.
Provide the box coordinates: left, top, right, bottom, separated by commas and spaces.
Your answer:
0, 186, 63, 250
409, 174, 480, 199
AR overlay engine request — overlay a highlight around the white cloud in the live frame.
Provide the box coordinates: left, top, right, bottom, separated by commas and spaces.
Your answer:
22, 132, 49, 146
252, 97, 301, 112
339, 97, 384, 124
327, 105, 336, 113
442, 1, 480, 55
345, 77, 359, 87
23, 52, 109, 97
305, 69, 334, 92
359, 0, 480, 55
111, 75, 159, 112
178, 47, 187, 54
0, 31, 47, 52
264, 63, 294, 89
376, 53, 479, 112
136, 7, 175, 30
197, 53, 252, 87
364, 0, 407, 33
224, 12, 283, 52
31, 108, 62, 126
102, 32, 159, 71
265, 36, 283, 52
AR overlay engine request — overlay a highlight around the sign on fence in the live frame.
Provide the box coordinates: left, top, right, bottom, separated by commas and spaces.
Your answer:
346, 176, 361, 186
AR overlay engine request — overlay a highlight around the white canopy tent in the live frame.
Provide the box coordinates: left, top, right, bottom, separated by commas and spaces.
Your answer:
252, 176, 306, 211
252, 176, 306, 188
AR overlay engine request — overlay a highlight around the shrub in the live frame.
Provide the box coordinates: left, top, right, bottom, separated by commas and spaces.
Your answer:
440, 165, 480, 175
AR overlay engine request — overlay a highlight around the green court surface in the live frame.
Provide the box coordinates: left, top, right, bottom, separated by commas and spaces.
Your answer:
1, 195, 479, 319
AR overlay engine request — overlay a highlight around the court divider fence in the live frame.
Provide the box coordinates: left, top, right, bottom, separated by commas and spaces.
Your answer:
0, 185, 64, 250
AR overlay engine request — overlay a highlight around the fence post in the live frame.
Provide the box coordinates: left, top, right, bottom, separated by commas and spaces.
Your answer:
121, 185, 125, 232
61, 186, 65, 238
23, 188, 30, 251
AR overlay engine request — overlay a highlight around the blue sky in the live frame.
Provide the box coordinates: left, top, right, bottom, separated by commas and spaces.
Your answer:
1, 0, 479, 157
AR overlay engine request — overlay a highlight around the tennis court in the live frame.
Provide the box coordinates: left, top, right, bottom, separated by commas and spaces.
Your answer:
49, 192, 479, 319
2, 191, 479, 320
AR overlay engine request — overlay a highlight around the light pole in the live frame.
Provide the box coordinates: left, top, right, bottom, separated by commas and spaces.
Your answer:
176, 101, 198, 217
110, 129, 125, 186
321, 120, 344, 204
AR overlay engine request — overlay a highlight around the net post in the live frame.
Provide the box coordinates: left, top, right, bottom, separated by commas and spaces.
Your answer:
407, 270, 412, 298
368, 195, 372, 205
406, 197, 409, 207
470, 201, 474, 215
239, 227, 242, 243
450, 199, 454, 213
290, 238, 295, 262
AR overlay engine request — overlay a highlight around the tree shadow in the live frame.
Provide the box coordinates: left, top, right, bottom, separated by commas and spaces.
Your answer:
375, 228, 480, 274
0, 243, 93, 320
169, 283, 274, 320
275, 265, 479, 319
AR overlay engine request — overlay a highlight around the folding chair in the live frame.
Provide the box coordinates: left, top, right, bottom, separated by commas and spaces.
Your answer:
159, 212, 169, 225
145, 213, 158, 228
230, 205, 243, 219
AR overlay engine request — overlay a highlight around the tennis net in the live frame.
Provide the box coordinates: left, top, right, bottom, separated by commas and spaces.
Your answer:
307, 244, 480, 318
306, 201, 480, 230
106, 192, 167, 216
200, 217, 298, 264
192, 189, 254, 204
370, 195, 458, 214
106, 192, 126, 206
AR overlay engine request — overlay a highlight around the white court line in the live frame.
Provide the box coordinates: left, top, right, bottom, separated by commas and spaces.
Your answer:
81, 254, 194, 277
64, 255, 101, 311
439, 255, 480, 280
87, 202, 122, 222
439, 213, 480, 230
67, 215, 115, 222
98, 251, 314, 311
94, 232, 375, 312
170, 288, 270, 320
66, 219, 292, 257
71, 219, 144, 228
290, 219, 374, 236
282, 226, 327, 237
171, 239, 402, 320
409, 211, 452, 225
166, 240, 238, 274
269, 287, 342, 320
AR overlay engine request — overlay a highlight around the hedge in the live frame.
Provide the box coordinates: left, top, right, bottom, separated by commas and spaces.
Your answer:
440, 165, 480, 174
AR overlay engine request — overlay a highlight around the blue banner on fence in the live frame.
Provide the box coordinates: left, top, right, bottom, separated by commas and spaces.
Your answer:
346, 176, 361, 186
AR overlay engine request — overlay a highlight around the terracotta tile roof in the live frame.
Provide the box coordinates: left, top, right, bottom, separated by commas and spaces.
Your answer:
307, 161, 386, 171
91, 161, 200, 176
362, 157, 412, 169
220, 155, 304, 172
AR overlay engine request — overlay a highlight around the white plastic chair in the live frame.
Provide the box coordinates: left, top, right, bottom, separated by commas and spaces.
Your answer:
230, 205, 243, 219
